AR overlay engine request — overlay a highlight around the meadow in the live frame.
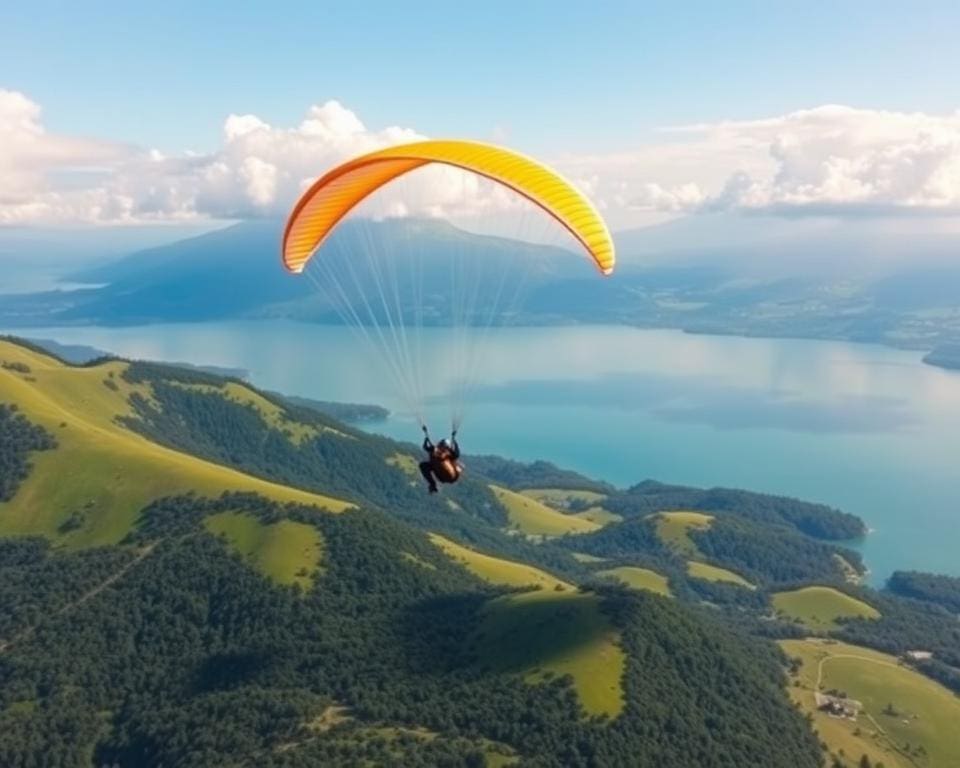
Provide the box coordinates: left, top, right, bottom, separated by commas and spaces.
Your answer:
773, 586, 880, 632
204, 511, 324, 589
782, 638, 960, 767
0, 341, 349, 548
474, 590, 625, 718
596, 566, 672, 597
490, 484, 600, 537
686, 560, 755, 589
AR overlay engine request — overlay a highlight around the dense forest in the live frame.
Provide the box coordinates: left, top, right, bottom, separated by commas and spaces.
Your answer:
561, 511, 860, 587
888, 570, 960, 614
0, 493, 821, 767
0, 403, 56, 501
604, 481, 866, 541
688, 516, 862, 584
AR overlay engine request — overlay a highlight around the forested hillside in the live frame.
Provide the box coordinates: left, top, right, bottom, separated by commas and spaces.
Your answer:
1, 337, 957, 768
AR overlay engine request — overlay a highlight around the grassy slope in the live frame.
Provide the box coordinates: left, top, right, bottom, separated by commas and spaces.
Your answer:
686, 560, 756, 589
491, 485, 600, 537
651, 511, 714, 556
474, 590, 625, 718
386, 452, 418, 477
597, 566, 672, 597
521, 489, 621, 527
0, 341, 349, 547
519, 489, 606, 505
205, 511, 324, 589
572, 506, 623, 525
773, 586, 880, 632
171, 381, 347, 442
571, 552, 607, 564
428, 533, 571, 590
782, 638, 960, 768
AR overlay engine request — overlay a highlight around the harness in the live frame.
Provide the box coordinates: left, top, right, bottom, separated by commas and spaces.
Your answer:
432, 450, 462, 483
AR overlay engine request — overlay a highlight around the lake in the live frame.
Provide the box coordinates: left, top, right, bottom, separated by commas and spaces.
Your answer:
12, 320, 960, 585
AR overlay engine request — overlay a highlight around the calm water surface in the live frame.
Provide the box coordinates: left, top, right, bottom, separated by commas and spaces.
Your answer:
15, 321, 960, 585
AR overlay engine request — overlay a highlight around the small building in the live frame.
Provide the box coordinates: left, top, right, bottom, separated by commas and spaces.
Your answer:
815, 692, 861, 720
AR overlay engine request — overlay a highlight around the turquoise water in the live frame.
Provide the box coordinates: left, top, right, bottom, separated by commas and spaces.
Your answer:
14, 321, 960, 585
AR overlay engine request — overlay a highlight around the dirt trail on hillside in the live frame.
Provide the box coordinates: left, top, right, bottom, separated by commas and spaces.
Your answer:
0, 541, 157, 654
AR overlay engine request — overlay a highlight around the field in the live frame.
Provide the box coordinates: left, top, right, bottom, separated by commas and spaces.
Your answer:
597, 566, 672, 597
205, 511, 324, 589
520, 489, 607, 506
0, 341, 350, 548
773, 586, 880, 632
474, 590, 625, 718
572, 506, 623, 525
782, 638, 960, 767
428, 533, 572, 590
650, 511, 713, 556
520, 488, 621, 527
686, 560, 755, 589
385, 452, 418, 476
490, 485, 600, 537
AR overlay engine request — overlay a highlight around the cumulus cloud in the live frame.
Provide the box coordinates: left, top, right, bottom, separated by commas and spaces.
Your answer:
624, 105, 960, 217
0, 91, 435, 225
3, 90, 960, 228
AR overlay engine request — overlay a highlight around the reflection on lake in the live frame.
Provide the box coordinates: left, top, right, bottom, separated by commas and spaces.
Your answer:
14, 321, 960, 584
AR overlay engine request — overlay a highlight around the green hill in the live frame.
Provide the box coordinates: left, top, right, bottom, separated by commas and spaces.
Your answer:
651, 510, 714, 555
473, 590, 625, 718
520, 488, 622, 527
597, 566, 672, 597
0, 340, 348, 548
687, 560, 756, 589
428, 533, 571, 590
205, 511, 324, 589
490, 484, 601, 537
773, 586, 880, 632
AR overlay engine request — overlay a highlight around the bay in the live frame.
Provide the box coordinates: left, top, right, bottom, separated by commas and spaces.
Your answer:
13, 320, 960, 585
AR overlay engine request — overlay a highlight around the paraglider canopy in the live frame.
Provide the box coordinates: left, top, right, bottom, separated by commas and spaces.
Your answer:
280, 138, 615, 433
283, 139, 615, 277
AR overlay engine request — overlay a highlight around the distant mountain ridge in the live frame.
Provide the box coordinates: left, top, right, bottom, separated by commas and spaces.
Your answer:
1, 214, 958, 356
56, 217, 586, 325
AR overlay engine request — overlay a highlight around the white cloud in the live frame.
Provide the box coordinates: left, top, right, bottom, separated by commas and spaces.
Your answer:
609, 105, 960, 219
3, 90, 960, 229
0, 91, 432, 225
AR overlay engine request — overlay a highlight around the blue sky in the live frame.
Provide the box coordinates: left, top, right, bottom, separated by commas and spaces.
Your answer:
3, 1, 960, 230
3, 0, 959, 153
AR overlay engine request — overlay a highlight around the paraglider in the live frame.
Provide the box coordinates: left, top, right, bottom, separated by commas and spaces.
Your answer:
419, 426, 462, 493
281, 139, 615, 491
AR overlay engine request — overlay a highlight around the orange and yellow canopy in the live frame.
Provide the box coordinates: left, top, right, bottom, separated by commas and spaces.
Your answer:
282, 139, 615, 276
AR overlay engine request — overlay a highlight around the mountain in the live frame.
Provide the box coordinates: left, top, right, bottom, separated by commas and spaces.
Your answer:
2, 337, 959, 766
2, 214, 959, 357
50, 217, 585, 325
614, 212, 960, 277
0, 224, 224, 295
